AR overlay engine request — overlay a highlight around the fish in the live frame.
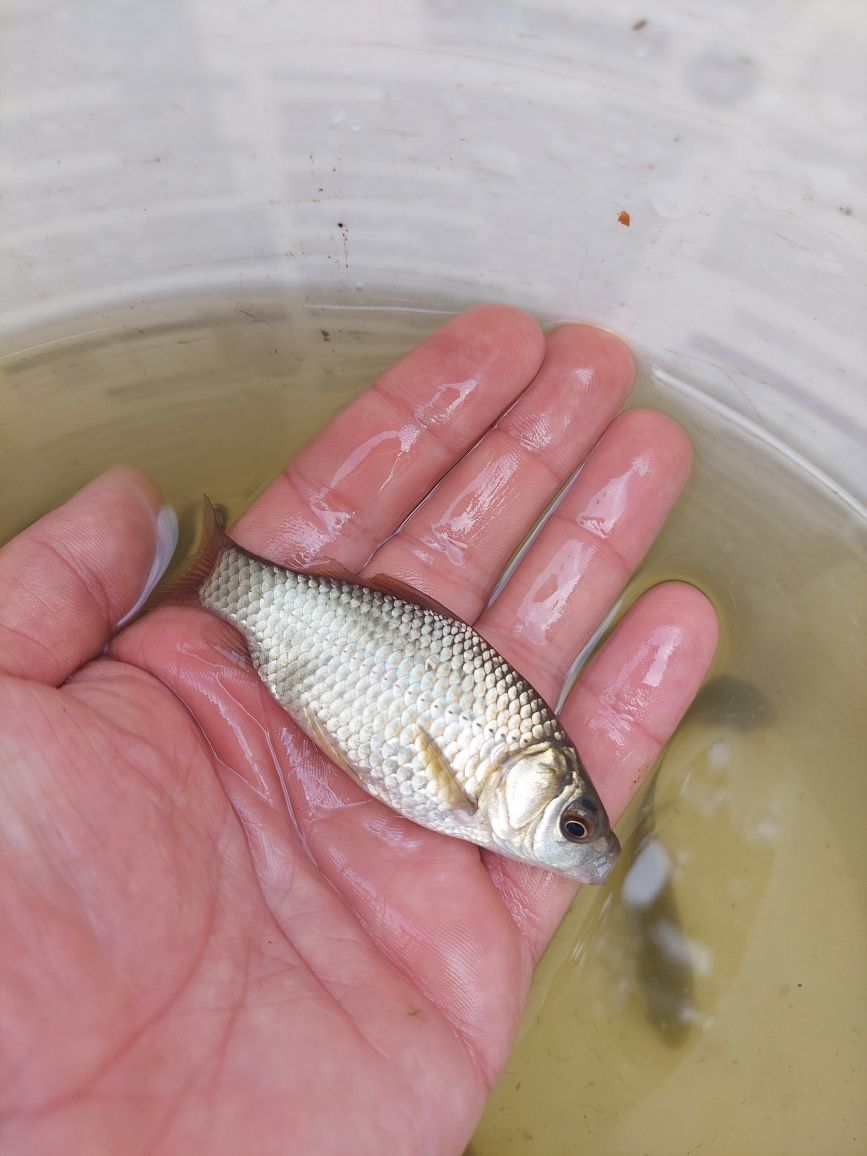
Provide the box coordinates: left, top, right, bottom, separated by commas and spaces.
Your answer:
169, 501, 620, 883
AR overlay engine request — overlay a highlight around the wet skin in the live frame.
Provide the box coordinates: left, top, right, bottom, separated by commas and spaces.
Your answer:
0, 308, 717, 1156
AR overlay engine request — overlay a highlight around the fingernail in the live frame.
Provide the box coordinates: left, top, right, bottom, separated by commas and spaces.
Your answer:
116, 505, 179, 629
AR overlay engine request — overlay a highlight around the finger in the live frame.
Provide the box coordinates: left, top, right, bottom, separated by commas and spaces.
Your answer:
561, 581, 719, 816
361, 325, 635, 620
0, 469, 175, 685
232, 305, 545, 569
485, 581, 719, 960
478, 408, 692, 705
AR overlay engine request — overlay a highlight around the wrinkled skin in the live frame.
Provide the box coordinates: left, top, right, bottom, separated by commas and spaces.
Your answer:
0, 309, 717, 1156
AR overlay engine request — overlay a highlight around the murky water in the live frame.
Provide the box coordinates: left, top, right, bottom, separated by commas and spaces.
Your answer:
1, 293, 865, 1155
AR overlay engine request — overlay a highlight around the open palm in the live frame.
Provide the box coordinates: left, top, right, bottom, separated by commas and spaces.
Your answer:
0, 308, 717, 1156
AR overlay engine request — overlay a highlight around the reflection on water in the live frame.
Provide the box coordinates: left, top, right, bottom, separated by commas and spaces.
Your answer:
621, 676, 773, 1047
622, 828, 696, 1047
1, 296, 865, 1155
688, 673, 773, 732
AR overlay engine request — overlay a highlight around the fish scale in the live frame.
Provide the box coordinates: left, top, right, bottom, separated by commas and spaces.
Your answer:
187, 513, 619, 882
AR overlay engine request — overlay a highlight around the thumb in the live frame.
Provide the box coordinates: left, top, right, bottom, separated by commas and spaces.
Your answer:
0, 468, 176, 685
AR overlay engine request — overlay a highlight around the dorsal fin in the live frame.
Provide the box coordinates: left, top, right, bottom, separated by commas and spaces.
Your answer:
300, 561, 462, 622
357, 572, 462, 622
298, 558, 359, 585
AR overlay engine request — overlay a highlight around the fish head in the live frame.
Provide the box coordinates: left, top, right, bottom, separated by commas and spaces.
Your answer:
484, 741, 620, 884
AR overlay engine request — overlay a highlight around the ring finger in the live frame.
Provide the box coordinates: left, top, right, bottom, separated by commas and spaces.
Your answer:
478, 406, 693, 705
361, 324, 635, 620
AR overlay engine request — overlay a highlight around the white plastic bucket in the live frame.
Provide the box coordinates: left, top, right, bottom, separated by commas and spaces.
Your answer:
2, 0, 864, 500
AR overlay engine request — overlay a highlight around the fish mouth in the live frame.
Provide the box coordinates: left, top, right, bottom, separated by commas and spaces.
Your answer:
582, 837, 621, 884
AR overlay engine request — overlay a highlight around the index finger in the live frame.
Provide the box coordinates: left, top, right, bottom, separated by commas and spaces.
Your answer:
232, 306, 545, 569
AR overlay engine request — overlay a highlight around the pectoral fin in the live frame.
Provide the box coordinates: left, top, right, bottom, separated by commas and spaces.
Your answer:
415, 726, 477, 816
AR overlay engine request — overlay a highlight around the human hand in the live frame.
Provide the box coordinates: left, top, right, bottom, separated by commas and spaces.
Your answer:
0, 307, 717, 1156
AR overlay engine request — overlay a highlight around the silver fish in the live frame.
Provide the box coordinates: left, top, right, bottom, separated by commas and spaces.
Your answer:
174, 503, 620, 883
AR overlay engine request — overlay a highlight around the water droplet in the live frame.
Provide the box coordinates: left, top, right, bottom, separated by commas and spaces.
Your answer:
686, 48, 756, 105
330, 108, 346, 125
807, 165, 850, 206
544, 137, 574, 163
812, 254, 845, 278
817, 92, 861, 131
648, 178, 698, 220
475, 141, 521, 177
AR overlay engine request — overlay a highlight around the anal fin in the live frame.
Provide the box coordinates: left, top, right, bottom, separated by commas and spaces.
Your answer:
303, 708, 363, 786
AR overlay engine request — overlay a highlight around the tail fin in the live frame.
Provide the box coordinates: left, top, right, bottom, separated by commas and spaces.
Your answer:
162, 497, 231, 607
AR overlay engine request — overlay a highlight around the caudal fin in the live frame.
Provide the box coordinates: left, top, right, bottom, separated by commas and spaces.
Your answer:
162, 497, 231, 607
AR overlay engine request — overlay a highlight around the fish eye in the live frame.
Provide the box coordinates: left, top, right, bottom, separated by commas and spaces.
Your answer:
559, 798, 601, 843
561, 816, 590, 841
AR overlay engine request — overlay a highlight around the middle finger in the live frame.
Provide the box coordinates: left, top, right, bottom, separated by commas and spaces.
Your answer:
479, 407, 692, 705
361, 325, 634, 619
